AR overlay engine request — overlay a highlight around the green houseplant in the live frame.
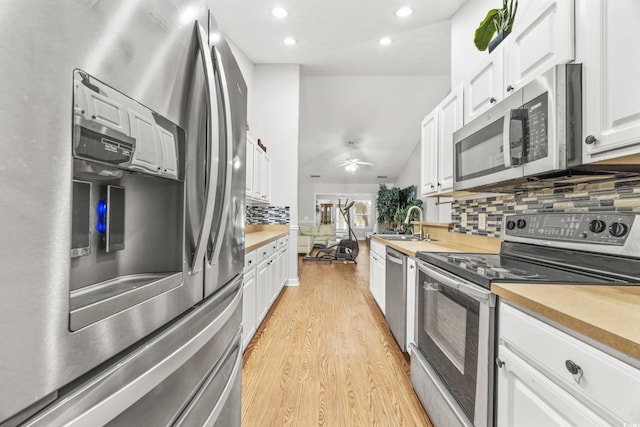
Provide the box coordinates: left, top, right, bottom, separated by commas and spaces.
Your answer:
376, 184, 399, 231
474, 0, 518, 52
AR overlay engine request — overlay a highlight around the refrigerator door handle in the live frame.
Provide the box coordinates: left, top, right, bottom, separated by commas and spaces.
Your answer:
191, 21, 220, 274
207, 45, 233, 266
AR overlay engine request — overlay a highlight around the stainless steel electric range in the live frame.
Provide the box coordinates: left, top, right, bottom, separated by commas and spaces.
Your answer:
410, 212, 640, 427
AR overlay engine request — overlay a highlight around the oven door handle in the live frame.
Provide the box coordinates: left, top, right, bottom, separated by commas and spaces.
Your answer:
417, 261, 492, 302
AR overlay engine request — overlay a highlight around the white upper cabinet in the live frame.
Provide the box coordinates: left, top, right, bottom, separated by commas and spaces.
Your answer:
246, 135, 271, 204
503, 0, 574, 94
420, 110, 438, 197
437, 86, 464, 193
245, 135, 255, 196
421, 86, 463, 197
464, 46, 504, 123
463, 0, 574, 124
581, 0, 640, 163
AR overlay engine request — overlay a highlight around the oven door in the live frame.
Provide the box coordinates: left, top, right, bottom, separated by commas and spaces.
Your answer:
416, 261, 495, 426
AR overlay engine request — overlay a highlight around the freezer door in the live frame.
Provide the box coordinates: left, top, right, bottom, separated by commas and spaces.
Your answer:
204, 14, 247, 297
21, 277, 242, 427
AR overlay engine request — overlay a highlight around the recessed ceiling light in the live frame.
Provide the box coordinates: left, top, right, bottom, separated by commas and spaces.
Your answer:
379, 37, 392, 46
271, 7, 288, 18
396, 7, 413, 18
283, 37, 296, 46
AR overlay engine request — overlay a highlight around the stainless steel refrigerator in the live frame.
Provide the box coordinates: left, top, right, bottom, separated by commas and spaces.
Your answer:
0, 1, 246, 425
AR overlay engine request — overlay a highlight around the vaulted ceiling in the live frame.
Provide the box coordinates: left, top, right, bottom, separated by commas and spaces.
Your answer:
210, 0, 468, 184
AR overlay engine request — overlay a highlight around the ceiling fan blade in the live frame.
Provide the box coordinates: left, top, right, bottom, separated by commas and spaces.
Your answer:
356, 161, 374, 166
335, 161, 350, 167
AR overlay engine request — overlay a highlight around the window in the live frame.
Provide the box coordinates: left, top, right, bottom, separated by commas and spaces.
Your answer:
352, 200, 371, 229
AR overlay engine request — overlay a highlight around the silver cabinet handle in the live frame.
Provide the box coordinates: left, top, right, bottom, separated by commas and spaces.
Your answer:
490, 97, 497, 103
565, 359, 583, 384
191, 21, 220, 274
496, 357, 505, 368
585, 135, 597, 145
506, 84, 514, 92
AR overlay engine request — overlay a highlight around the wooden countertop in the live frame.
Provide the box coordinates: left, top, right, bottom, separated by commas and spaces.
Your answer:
492, 283, 640, 361
372, 237, 497, 257
245, 224, 289, 253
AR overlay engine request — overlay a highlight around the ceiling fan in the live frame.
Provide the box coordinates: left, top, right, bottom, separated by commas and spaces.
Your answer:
336, 140, 374, 172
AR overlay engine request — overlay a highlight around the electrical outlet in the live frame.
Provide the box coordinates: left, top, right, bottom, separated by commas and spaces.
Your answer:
460, 213, 468, 228
478, 213, 487, 230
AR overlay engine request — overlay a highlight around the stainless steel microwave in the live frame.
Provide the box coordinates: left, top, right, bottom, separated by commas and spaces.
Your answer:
453, 63, 582, 191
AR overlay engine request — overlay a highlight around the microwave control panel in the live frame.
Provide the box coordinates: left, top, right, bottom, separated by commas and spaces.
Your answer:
503, 213, 635, 246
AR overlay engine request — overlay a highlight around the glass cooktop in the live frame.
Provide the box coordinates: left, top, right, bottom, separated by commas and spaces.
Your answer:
415, 251, 626, 289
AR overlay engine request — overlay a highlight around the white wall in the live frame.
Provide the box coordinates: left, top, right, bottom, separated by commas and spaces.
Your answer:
252, 64, 301, 284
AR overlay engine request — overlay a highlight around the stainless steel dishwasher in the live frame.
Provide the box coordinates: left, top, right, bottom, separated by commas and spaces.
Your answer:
385, 247, 407, 351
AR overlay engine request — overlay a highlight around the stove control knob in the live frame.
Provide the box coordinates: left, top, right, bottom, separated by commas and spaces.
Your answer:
589, 219, 607, 234
516, 219, 527, 229
609, 222, 629, 238
506, 220, 516, 230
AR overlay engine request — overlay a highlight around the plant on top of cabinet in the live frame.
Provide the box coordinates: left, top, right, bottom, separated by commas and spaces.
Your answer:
474, 0, 519, 52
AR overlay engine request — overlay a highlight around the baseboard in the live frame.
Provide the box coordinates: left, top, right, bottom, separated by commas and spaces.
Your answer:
286, 277, 300, 287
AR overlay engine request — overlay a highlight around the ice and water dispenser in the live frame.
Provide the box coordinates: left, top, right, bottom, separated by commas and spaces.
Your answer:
69, 70, 186, 331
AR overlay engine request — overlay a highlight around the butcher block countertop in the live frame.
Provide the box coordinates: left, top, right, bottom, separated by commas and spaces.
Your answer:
245, 224, 289, 253
492, 283, 640, 361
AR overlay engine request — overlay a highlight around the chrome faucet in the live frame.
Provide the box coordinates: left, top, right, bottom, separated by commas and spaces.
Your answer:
404, 206, 424, 240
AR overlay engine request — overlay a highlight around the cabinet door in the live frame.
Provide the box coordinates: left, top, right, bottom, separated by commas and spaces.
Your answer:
437, 86, 464, 193
253, 145, 263, 199
262, 154, 271, 202
246, 136, 255, 197
504, 0, 574, 95
420, 110, 439, 197
464, 47, 504, 124
242, 269, 256, 351
406, 258, 416, 351
268, 253, 278, 305
496, 346, 610, 427
376, 256, 386, 314
583, 0, 640, 162
256, 260, 269, 323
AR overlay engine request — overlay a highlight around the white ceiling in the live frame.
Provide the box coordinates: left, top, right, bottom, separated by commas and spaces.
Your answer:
209, 0, 468, 184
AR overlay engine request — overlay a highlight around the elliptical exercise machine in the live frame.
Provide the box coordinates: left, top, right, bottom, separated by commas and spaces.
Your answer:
303, 199, 359, 264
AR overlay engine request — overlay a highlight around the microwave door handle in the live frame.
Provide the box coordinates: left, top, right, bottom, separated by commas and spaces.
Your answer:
207, 45, 233, 266
503, 110, 513, 168
190, 21, 220, 274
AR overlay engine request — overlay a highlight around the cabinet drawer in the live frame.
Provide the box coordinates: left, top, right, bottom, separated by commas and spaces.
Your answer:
257, 244, 270, 263
370, 239, 386, 258
277, 236, 289, 250
499, 303, 640, 422
244, 251, 256, 271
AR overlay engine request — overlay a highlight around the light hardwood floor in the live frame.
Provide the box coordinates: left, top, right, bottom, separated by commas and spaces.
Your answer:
242, 242, 433, 426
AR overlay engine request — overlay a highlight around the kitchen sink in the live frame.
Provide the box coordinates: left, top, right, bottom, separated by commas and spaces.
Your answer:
377, 234, 438, 242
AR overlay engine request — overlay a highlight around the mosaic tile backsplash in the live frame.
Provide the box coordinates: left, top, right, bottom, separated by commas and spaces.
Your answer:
246, 205, 290, 225
452, 179, 640, 237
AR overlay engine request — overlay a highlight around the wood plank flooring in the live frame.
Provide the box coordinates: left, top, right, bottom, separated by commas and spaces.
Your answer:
242, 242, 433, 426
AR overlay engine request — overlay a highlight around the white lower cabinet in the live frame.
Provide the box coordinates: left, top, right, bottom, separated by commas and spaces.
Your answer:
369, 240, 386, 314
242, 265, 256, 352
496, 302, 640, 426
243, 236, 289, 351
405, 258, 417, 353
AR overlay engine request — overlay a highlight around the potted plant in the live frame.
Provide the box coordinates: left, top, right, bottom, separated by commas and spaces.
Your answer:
376, 184, 399, 232
474, 0, 518, 53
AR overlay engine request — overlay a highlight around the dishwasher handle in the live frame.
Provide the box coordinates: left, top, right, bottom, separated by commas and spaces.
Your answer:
386, 253, 404, 265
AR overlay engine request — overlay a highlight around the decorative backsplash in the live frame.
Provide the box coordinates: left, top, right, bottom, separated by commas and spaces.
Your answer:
452, 179, 640, 237
246, 205, 290, 225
